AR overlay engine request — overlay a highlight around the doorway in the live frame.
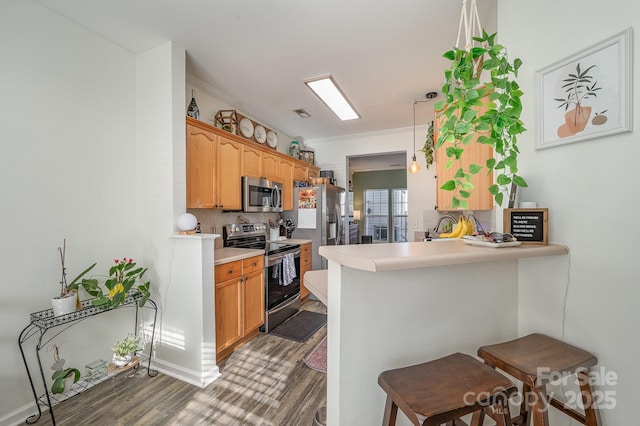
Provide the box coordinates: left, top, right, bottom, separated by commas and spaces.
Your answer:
346, 152, 407, 244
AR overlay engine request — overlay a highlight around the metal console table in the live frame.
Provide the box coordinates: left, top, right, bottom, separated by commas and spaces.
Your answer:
18, 292, 157, 425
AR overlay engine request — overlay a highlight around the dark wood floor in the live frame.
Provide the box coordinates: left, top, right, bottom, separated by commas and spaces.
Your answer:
34, 301, 327, 425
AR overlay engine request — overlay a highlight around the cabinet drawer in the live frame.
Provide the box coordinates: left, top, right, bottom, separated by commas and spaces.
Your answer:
301, 254, 312, 270
215, 260, 242, 283
300, 244, 312, 256
242, 255, 264, 275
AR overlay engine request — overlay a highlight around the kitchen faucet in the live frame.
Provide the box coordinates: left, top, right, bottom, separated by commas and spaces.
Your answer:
430, 215, 457, 236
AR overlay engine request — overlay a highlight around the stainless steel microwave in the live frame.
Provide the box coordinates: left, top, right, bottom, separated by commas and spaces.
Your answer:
242, 176, 283, 213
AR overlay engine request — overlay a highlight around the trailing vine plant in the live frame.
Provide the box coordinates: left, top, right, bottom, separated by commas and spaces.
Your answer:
434, 30, 528, 209
418, 120, 435, 169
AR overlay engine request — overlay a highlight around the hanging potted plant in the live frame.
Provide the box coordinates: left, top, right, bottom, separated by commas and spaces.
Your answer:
51, 239, 96, 317
434, 6, 528, 208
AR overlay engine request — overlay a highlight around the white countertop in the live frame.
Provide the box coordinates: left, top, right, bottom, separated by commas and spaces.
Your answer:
268, 238, 312, 245
319, 239, 568, 272
214, 247, 264, 265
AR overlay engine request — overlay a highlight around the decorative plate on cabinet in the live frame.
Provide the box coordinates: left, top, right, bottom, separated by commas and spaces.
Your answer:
239, 117, 254, 138
266, 130, 278, 148
254, 125, 267, 144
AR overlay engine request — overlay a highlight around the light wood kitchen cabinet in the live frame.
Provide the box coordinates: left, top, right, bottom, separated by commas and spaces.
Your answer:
217, 135, 243, 210
279, 159, 294, 211
299, 243, 312, 301
434, 95, 493, 211
186, 117, 320, 210
186, 124, 217, 208
186, 122, 242, 210
215, 255, 264, 361
307, 167, 319, 179
242, 144, 262, 178
293, 163, 307, 182
262, 151, 280, 182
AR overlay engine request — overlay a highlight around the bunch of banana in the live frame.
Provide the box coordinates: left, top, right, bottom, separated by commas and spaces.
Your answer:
439, 215, 476, 238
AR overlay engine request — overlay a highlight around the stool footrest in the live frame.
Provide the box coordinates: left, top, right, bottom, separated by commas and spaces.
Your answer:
548, 396, 587, 424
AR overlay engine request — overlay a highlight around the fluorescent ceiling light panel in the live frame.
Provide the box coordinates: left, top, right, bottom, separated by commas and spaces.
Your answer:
305, 75, 360, 121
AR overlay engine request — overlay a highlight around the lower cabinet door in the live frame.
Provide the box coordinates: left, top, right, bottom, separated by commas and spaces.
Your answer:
215, 279, 242, 352
243, 271, 265, 333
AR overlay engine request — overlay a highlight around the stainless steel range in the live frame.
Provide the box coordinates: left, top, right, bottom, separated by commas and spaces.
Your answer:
222, 222, 301, 332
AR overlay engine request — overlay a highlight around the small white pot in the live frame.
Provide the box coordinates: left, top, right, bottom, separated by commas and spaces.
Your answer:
112, 353, 132, 368
51, 292, 77, 317
63, 375, 75, 392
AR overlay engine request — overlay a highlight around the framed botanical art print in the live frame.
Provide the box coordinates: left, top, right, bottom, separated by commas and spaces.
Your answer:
537, 28, 632, 149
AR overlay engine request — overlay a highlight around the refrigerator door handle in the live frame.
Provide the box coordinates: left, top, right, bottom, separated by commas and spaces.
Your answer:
335, 204, 342, 245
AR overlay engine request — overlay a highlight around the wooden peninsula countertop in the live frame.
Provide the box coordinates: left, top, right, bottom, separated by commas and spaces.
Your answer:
319, 239, 568, 272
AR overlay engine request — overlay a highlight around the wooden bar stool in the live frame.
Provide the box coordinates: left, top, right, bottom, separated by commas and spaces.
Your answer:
378, 353, 516, 426
474, 333, 601, 426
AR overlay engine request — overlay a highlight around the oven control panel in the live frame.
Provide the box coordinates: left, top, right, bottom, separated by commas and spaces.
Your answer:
223, 222, 268, 244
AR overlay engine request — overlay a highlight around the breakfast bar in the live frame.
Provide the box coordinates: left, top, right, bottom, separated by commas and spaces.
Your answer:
318, 240, 568, 426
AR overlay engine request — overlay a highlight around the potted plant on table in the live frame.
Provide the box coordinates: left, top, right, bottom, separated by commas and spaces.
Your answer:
49, 344, 81, 394
51, 367, 81, 394
111, 334, 144, 368
74, 257, 152, 309
51, 239, 96, 317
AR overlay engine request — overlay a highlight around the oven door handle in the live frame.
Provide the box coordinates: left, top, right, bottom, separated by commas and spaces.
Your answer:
268, 294, 301, 315
266, 249, 301, 266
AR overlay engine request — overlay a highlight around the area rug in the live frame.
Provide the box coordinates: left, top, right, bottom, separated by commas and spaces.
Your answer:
270, 310, 327, 343
304, 336, 327, 373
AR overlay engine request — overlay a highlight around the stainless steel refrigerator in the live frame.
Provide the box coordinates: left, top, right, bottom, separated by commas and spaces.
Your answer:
289, 184, 345, 270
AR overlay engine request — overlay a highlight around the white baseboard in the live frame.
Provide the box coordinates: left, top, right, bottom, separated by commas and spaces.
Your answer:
0, 401, 44, 426
151, 358, 221, 388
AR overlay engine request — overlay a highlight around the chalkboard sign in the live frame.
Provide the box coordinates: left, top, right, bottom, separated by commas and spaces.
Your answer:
503, 208, 549, 245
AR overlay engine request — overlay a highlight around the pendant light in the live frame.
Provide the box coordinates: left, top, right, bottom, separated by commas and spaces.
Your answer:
409, 92, 439, 174
409, 100, 421, 174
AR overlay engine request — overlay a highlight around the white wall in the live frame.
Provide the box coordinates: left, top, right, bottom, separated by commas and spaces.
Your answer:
186, 76, 295, 156
307, 124, 436, 239
499, 1, 640, 424
0, 0, 139, 419
0, 2, 199, 423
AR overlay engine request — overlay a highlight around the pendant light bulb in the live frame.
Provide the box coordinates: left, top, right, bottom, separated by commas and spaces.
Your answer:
409, 155, 420, 174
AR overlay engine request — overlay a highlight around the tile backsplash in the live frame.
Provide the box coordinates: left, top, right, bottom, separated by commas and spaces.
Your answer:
187, 209, 292, 236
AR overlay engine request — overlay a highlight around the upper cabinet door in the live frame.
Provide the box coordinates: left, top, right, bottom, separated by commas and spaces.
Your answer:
262, 151, 280, 182
279, 159, 294, 211
293, 163, 307, 182
186, 123, 217, 208
242, 145, 262, 178
217, 136, 243, 210
435, 95, 493, 211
